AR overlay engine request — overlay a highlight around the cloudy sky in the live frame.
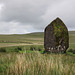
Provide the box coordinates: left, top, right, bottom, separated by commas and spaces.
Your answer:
0, 0, 75, 34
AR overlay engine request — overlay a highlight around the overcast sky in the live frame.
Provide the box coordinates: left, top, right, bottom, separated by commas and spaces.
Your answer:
0, 0, 75, 34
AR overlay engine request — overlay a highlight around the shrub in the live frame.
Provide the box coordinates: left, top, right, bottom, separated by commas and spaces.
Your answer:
37, 47, 42, 51
73, 50, 75, 54
17, 47, 22, 51
68, 49, 73, 52
68, 49, 75, 54
29, 45, 43, 51
14, 47, 23, 52
0, 48, 6, 52
30, 46, 36, 51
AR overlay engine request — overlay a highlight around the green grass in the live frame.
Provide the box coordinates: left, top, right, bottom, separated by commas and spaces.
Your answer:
0, 32, 44, 43
0, 52, 75, 75
0, 31, 75, 47
0, 32, 44, 47
0, 31, 75, 52
0, 31, 75, 75
0, 45, 44, 53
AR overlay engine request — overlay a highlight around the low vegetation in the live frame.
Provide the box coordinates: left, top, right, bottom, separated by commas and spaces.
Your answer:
0, 52, 75, 75
0, 31, 75, 75
0, 45, 44, 53
68, 49, 75, 54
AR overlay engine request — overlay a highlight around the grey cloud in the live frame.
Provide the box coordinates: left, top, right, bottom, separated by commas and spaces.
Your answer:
1, 0, 62, 23
0, 22, 33, 34
1, 0, 48, 23
41, 0, 75, 30
0, 0, 75, 34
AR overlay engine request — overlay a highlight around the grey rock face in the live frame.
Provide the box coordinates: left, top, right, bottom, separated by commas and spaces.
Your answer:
44, 18, 69, 53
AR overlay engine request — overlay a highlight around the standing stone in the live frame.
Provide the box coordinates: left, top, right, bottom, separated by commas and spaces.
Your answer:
44, 17, 69, 53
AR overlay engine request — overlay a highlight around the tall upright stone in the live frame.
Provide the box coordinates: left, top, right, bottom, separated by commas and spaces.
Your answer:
44, 17, 69, 53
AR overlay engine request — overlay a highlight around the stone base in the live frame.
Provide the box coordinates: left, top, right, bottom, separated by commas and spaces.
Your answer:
43, 50, 66, 54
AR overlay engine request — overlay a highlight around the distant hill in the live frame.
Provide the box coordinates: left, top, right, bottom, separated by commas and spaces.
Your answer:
27, 31, 75, 35
0, 31, 75, 37
0, 31, 75, 47
69, 31, 75, 34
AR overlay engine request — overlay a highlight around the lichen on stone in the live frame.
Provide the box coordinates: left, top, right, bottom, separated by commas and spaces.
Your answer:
53, 18, 69, 49
44, 17, 69, 53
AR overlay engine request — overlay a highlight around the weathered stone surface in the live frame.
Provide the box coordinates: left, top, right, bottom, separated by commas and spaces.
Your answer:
44, 17, 69, 53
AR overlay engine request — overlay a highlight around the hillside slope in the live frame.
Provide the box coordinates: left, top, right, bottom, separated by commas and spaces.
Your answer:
0, 31, 75, 47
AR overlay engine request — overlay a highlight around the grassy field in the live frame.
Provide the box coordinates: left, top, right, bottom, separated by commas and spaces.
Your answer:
0, 31, 75, 48
0, 32, 44, 47
0, 52, 75, 75
0, 31, 75, 75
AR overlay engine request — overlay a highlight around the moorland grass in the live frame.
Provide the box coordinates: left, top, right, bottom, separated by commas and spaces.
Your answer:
0, 31, 75, 48
0, 31, 75, 75
0, 52, 75, 75
0, 45, 44, 53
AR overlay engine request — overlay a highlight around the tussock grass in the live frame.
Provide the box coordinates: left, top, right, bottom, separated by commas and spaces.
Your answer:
0, 52, 75, 75
0, 45, 44, 53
